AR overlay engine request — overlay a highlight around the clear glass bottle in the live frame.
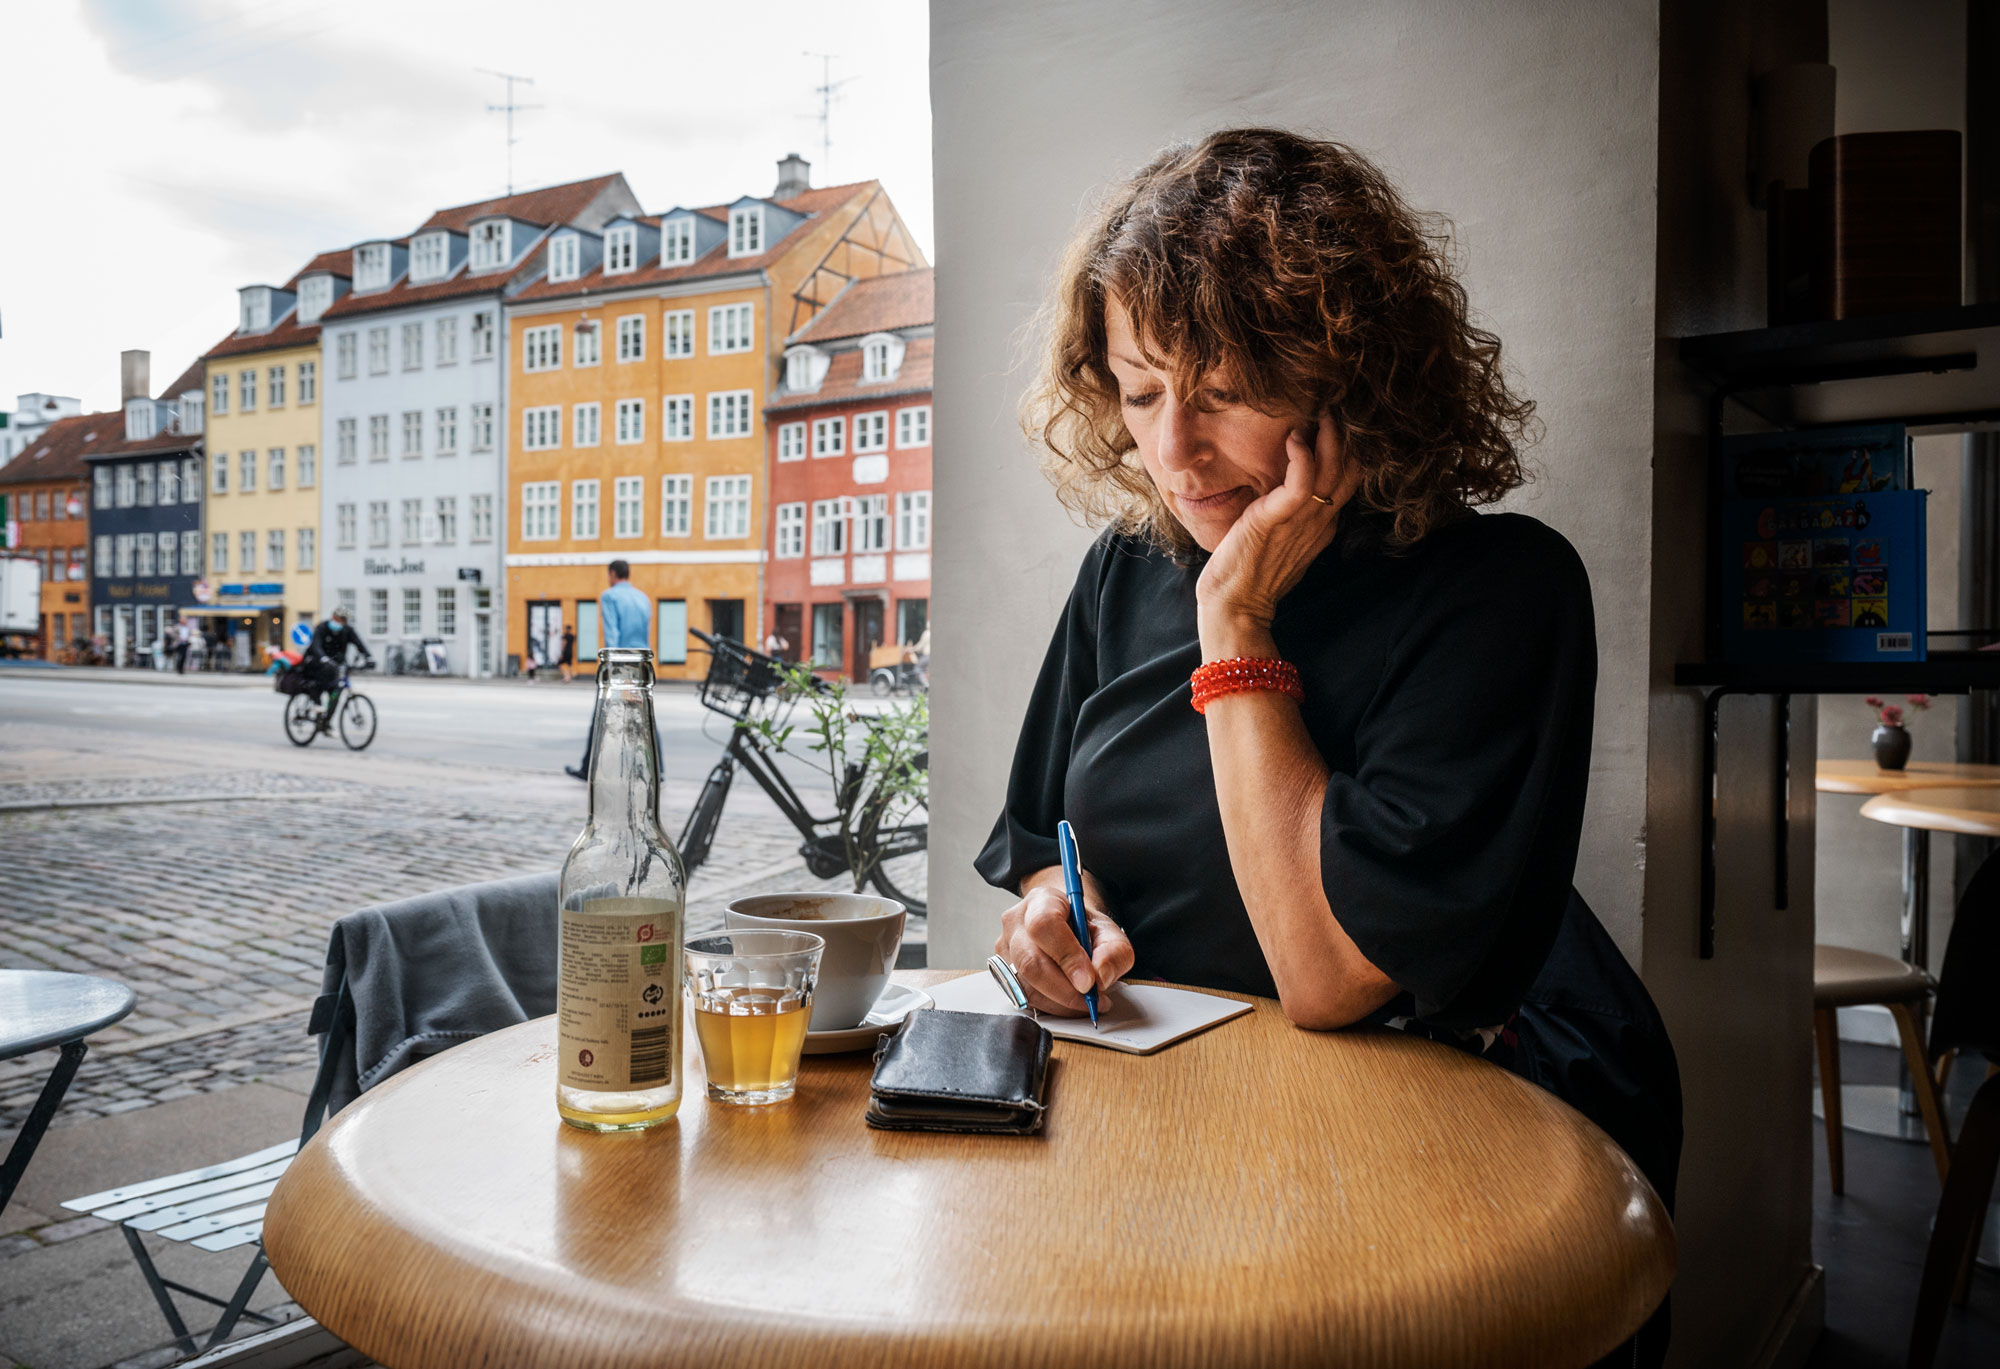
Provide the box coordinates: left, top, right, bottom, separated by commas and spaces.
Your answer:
556, 648, 687, 1131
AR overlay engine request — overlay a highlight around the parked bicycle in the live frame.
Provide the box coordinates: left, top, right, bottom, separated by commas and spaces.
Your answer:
282, 662, 378, 750
676, 630, 927, 914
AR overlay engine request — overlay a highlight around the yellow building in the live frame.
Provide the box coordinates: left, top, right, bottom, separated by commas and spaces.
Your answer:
504, 157, 924, 680
198, 251, 348, 667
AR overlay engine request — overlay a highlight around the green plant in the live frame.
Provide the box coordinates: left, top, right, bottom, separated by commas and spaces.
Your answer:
746, 665, 928, 892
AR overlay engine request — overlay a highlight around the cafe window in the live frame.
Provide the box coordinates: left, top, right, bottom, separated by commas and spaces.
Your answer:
812, 603, 843, 668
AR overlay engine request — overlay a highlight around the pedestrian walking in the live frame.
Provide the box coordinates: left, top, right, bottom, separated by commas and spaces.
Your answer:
566, 560, 656, 780
559, 625, 576, 683
172, 617, 192, 674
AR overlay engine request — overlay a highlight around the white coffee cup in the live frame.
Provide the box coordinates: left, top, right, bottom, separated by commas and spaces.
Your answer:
723, 892, 905, 1031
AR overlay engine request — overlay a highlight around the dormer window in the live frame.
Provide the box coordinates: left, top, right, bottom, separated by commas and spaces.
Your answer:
354, 242, 391, 291
470, 220, 509, 270
784, 345, 828, 394
124, 398, 156, 442
661, 218, 694, 265
179, 393, 204, 435
297, 275, 333, 324
548, 232, 580, 283
605, 225, 636, 274
860, 332, 906, 383
238, 287, 272, 333
411, 232, 450, 282
729, 206, 764, 257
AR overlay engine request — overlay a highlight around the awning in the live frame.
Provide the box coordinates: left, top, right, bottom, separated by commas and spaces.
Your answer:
178, 604, 283, 616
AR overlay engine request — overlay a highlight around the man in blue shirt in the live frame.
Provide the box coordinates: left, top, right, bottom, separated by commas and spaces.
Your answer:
566, 560, 655, 780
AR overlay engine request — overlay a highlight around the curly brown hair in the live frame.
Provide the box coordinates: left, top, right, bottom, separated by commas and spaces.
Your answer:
1022, 127, 1536, 557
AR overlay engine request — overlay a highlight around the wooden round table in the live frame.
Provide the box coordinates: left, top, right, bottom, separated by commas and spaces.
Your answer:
1814, 759, 2000, 796
266, 972, 1674, 1369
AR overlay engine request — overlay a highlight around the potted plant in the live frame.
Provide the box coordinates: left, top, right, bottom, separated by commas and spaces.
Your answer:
1865, 694, 1932, 771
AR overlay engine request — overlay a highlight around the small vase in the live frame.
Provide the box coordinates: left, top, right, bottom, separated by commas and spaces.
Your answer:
1873, 724, 1912, 771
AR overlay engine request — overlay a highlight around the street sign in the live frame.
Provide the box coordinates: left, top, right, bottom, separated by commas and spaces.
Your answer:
290, 623, 312, 648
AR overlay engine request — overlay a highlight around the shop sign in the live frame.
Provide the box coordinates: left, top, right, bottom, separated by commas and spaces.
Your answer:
105, 582, 172, 600
193, 579, 214, 603
365, 557, 426, 575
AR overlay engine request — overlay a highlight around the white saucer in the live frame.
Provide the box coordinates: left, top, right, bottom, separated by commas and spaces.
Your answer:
801, 982, 932, 1054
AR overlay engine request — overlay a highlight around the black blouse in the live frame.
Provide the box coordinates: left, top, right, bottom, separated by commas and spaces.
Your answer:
975, 509, 1599, 1032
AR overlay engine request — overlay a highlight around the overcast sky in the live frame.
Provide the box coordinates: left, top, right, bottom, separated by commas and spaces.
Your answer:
0, 0, 932, 415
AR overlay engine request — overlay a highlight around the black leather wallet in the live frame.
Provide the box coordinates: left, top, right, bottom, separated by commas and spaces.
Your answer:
866, 1009, 1052, 1134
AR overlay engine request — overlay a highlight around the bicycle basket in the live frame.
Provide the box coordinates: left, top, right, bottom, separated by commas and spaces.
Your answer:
696, 635, 787, 721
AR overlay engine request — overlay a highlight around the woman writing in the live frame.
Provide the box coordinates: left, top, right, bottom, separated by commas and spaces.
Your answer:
977, 128, 1679, 1365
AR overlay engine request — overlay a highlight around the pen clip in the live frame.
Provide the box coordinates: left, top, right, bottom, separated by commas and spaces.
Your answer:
985, 955, 1037, 1020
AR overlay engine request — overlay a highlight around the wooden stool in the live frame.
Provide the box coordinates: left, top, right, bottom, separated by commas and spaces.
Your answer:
1813, 944, 1951, 1192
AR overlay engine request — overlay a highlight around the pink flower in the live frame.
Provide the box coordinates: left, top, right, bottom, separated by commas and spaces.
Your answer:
1906, 694, 1933, 711
1880, 705, 1905, 728
1865, 697, 1886, 710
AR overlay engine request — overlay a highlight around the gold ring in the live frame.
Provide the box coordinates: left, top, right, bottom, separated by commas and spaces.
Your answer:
1310, 493, 1335, 506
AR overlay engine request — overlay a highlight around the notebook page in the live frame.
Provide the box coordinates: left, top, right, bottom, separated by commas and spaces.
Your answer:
924, 973, 1253, 1055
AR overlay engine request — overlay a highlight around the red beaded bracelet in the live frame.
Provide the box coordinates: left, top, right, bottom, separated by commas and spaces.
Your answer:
1190, 656, 1304, 713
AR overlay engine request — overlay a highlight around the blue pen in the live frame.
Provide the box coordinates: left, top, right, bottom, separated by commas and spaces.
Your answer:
1055, 820, 1100, 1029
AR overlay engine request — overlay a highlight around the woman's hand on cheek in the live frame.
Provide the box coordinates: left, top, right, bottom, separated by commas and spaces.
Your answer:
1195, 415, 1360, 654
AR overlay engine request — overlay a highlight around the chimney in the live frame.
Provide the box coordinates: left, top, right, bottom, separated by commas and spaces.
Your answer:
774, 152, 811, 200
120, 350, 151, 402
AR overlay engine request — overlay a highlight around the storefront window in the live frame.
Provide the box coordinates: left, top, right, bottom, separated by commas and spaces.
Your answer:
812, 603, 843, 669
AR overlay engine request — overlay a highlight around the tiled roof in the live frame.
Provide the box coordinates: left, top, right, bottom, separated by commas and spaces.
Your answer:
158, 360, 206, 402
789, 268, 932, 344
0, 412, 120, 486
511, 181, 878, 305
206, 249, 353, 359
286, 249, 351, 286
766, 335, 932, 413
419, 173, 628, 233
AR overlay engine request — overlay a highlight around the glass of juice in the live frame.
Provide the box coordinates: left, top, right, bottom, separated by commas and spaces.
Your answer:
684, 931, 824, 1105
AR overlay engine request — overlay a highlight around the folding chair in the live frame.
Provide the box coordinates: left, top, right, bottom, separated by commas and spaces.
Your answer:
58, 869, 559, 1358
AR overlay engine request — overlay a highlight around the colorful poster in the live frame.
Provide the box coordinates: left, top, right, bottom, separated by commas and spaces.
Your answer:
1721, 490, 1926, 663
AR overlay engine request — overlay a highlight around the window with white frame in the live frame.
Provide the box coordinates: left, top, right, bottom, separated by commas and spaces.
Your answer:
240, 289, 271, 332
268, 447, 286, 489
183, 457, 200, 499
547, 232, 580, 282
863, 335, 903, 382
338, 588, 357, 623
471, 310, 495, 359
856, 494, 889, 552
403, 587, 423, 635
179, 393, 204, 434
729, 205, 763, 257
469, 493, 493, 542
369, 588, 389, 637
115, 534, 135, 576
658, 394, 692, 441
897, 490, 932, 549
897, 405, 930, 447
616, 314, 645, 362
778, 421, 807, 461
436, 408, 458, 456
93, 467, 111, 507
210, 457, 226, 495
367, 327, 389, 374
436, 315, 459, 365
437, 586, 456, 637
705, 475, 750, 539
402, 321, 423, 370
435, 496, 457, 543
400, 498, 422, 544
337, 502, 357, 547
183, 528, 202, 574
708, 389, 753, 439
209, 532, 226, 573
812, 416, 845, 457
523, 324, 562, 372
470, 219, 509, 270
410, 232, 447, 282
470, 402, 495, 451
336, 332, 357, 380
134, 533, 154, 577
135, 463, 155, 506
268, 364, 286, 407
116, 465, 135, 506
367, 501, 389, 546
238, 530, 254, 572
521, 482, 560, 540
211, 371, 229, 415
573, 402, 601, 447
298, 360, 317, 404
354, 242, 390, 290
298, 444, 316, 486
708, 303, 753, 354
522, 406, 561, 450
298, 527, 315, 570
158, 533, 176, 576
95, 533, 112, 572
605, 224, 636, 273
369, 414, 389, 460
776, 502, 805, 558
160, 462, 179, 505
239, 450, 256, 491
613, 476, 643, 538
337, 418, 357, 464
616, 399, 645, 444
661, 217, 693, 264
239, 369, 256, 411
297, 275, 333, 324
267, 529, 286, 571
664, 309, 694, 358
811, 499, 846, 556
572, 479, 600, 538
574, 320, 601, 366
402, 411, 423, 458
660, 475, 692, 536
853, 411, 888, 452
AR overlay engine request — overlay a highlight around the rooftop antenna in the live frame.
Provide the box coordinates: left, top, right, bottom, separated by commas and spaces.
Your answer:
802, 52, 856, 176
476, 68, 542, 195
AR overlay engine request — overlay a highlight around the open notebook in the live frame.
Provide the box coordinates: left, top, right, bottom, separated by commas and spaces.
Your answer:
924, 972, 1253, 1055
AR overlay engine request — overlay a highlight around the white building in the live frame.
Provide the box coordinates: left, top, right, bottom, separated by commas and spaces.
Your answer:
2, 393, 84, 466
318, 174, 640, 674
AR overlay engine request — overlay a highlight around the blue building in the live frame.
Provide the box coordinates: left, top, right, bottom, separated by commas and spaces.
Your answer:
85, 352, 207, 667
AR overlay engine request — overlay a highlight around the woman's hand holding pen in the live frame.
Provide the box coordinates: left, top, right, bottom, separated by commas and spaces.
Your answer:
996, 867, 1135, 1017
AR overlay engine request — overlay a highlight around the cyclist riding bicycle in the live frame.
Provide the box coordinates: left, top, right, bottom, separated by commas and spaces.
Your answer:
302, 605, 374, 731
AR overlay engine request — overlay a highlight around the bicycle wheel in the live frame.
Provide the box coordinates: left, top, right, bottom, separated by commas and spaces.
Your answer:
283, 694, 320, 747
339, 692, 378, 750
867, 791, 928, 917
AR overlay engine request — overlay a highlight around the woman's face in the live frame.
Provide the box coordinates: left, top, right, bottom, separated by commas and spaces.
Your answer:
1104, 299, 1305, 553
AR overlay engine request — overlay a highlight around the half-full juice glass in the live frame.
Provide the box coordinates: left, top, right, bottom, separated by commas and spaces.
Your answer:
684, 931, 824, 1105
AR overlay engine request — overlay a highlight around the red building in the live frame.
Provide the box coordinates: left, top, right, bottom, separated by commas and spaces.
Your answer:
764, 268, 931, 681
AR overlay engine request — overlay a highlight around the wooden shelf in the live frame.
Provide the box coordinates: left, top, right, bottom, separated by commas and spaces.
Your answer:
1677, 303, 2000, 432
1673, 652, 2000, 695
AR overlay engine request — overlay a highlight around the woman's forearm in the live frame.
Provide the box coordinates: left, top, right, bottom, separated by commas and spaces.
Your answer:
1198, 613, 1400, 1029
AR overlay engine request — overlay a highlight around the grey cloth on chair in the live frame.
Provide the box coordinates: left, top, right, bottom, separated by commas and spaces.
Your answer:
306, 870, 559, 1121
